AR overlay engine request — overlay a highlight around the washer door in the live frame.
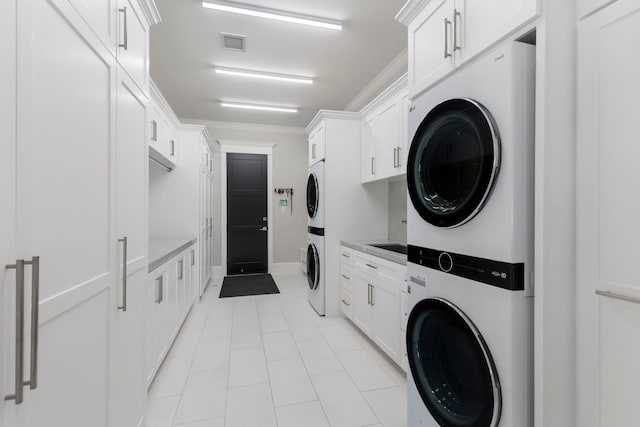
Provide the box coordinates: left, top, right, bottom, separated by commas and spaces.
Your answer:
407, 98, 500, 228
306, 244, 320, 290
306, 173, 319, 219
407, 298, 501, 427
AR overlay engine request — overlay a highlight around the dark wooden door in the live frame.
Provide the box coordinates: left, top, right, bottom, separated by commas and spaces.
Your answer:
227, 153, 268, 275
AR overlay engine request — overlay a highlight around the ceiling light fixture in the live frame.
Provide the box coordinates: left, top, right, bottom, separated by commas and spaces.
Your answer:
220, 102, 298, 113
202, 0, 342, 31
214, 67, 313, 84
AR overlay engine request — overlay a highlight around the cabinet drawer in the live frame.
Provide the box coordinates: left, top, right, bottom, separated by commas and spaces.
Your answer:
340, 265, 353, 293
340, 288, 353, 319
340, 246, 354, 266
354, 251, 405, 286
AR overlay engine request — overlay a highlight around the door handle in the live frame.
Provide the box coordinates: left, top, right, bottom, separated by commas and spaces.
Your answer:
453, 9, 461, 52
260, 226, 268, 232
367, 283, 371, 305
444, 18, 452, 58
118, 237, 127, 312
151, 120, 157, 141
191, 249, 195, 266
5, 256, 40, 404
119, 7, 128, 50
178, 260, 184, 280
371, 157, 375, 175
155, 276, 163, 303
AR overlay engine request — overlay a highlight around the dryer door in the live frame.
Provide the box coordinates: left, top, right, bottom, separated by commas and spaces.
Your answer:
407, 98, 500, 228
306, 172, 319, 219
407, 298, 501, 427
306, 243, 320, 290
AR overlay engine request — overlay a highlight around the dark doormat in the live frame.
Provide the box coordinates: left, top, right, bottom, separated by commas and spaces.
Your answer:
219, 274, 280, 298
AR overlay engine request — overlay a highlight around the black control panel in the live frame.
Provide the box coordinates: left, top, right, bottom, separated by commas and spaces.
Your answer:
308, 226, 325, 236
408, 245, 525, 291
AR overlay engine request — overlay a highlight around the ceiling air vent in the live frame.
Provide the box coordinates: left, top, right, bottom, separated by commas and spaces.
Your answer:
221, 33, 246, 52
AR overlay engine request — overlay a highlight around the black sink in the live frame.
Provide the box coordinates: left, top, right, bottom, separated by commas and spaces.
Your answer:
368, 243, 407, 255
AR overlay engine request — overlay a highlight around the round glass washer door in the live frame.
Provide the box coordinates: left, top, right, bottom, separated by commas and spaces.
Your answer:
407, 298, 501, 427
306, 173, 319, 219
407, 98, 500, 228
306, 244, 319, 290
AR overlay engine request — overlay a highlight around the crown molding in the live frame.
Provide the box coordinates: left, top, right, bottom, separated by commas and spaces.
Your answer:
178, 118, 306, 135
139, 0, 162, 26
359, 73, 408, 117
344, 48, 408, 112
305, 110, 361, 134
395, 0, 429, 26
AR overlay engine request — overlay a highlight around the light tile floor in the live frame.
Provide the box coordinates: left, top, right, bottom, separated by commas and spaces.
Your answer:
146, 271, 407, 427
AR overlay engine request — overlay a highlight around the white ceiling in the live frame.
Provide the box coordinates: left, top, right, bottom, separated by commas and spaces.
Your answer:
149, 0, 408, 129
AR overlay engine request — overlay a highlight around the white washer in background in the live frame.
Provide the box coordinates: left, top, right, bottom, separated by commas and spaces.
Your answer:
307, 228, 325, 315
307, 160, 325, 229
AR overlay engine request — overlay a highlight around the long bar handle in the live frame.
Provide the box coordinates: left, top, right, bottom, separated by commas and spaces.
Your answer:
370, 285, 374, 306
453, 9, 461, 51
191, 249, 195, 266
155, 277, 163, 303
596, 290, 640, 305
118, 237, 127, 311
444, 18, 452, 58
178, 260, 184, 280
371, 157, 375, 175
26, 257, 39, 391
170, 140, 175, 156
396, 146, 402, 167
367, 283, 371, 305
119, 7, 128, 50
4, 260, 25, 404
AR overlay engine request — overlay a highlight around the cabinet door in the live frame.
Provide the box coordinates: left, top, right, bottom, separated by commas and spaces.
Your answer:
67, 0, 118, 55
459, 0, 538, 64
376, 97, 403, 179
116, 0, 149, 94
371, 281, 400, 361
176, 256, 186, 322
352, 273, 373, 336
399, 92, 410, 170
361, 113, 377, 182
109, 67, 148, 427
408, 0, 455, 97
309, 123, 326, 165
145, 273, 168, 386
576, 2, 640, 426
5, 0, 116, 425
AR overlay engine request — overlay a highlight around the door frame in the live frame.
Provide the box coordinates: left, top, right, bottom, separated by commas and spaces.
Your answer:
218, 140, 275, 277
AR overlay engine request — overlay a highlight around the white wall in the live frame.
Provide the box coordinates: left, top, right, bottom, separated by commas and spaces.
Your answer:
388, 179, 407, 243
201, 123, 309, 267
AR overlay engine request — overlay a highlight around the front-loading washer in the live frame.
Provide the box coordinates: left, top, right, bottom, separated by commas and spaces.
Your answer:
406, 41, 535, 265
406, 259, 533, 427
307, 160, 325, 229
307, 226, 325, 315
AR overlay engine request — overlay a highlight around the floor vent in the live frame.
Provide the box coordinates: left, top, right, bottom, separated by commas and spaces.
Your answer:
221, 33, 246, 52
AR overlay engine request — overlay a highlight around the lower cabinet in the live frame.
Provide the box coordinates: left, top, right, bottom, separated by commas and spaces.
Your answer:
145, 244, 196, 387
346, 246, 406, 368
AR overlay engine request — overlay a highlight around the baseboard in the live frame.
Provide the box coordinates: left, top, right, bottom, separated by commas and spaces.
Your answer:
271, 262, 301, 275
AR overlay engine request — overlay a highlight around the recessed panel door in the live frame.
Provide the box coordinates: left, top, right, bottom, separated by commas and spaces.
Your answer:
227, 153, 268, 275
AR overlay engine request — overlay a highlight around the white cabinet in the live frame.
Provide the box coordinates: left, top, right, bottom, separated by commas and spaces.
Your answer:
149, 83, 179, 169
576, 1, 640, 426
308, 122, 326, 166
359, 76, 408, 183
396, 0, 539, 97
339, 247, 355, 319
346, 247, 406, 365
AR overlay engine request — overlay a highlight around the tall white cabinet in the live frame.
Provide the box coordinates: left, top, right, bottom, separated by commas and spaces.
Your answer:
1, 0, 159, 426
576, 1, 640, 426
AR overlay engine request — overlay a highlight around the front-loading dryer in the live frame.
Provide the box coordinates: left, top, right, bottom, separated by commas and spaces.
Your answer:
406, 41, 535, 265
307, 226, 325, 315
307, 160, 325, 229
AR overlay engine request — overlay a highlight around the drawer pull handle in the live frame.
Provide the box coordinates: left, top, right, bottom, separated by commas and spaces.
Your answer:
596, 290, 640, 305
341, 253, 351, 258
341, 299, 351, 307
365, 263, 378, 269
341, 274, 350, 280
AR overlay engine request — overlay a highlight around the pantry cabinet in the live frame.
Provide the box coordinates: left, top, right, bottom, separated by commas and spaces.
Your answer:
576, 1, 640, 426
360, 75, 408, 183
396, 0, 539, 97
1, 0, 158, 425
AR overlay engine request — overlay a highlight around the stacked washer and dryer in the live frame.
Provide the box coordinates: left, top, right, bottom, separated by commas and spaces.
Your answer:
306, 160, 326, 315
405, 41, 535, 427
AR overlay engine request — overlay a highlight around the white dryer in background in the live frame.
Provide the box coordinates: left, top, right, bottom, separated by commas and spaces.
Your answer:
307, 159, 325, 229
307, 227, 325, 315
405, 40, 535, 427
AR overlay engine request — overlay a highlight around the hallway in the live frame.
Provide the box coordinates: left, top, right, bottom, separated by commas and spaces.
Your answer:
145, 271, 408, 427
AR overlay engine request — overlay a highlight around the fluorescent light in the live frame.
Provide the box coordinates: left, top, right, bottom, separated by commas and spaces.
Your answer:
214, 67, 313, 84
202, 0, 342, 31
220, 102, 298, 113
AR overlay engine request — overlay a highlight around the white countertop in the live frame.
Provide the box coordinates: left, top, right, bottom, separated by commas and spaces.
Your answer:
149, 237, 197, 272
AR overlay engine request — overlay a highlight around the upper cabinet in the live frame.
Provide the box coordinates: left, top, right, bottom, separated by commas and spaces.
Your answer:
396, 0, 539, 98
308, 122, 326, 166
149, 80, 179, 169
360, 75, 408, 183
65, 0, 160, 95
